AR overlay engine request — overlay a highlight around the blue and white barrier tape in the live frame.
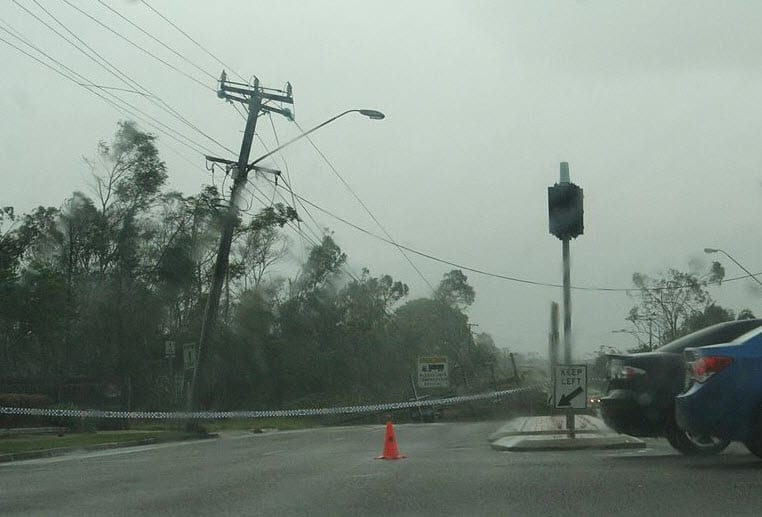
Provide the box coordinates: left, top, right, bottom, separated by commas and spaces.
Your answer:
0, 385, 542, 420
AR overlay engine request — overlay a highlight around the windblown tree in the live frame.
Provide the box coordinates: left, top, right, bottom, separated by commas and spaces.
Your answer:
334, 268, 409, 399
394, 269, 496, 389
626, 264, 753, 350
268, 235, 348, 405
230, 204, 298, 293
1, 120, 508, 412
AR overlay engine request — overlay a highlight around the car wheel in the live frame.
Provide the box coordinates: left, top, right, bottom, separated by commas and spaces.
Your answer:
665, 421, 730, 455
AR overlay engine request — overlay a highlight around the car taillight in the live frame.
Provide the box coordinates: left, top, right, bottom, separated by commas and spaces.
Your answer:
689, 356, 733, 383
609, 361, 646, 380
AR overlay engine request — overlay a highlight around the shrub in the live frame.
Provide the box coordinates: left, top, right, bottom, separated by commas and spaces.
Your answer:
0, 393, 53, 428
46, 403, 96, 433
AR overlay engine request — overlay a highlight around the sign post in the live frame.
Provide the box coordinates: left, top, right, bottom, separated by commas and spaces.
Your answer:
554, 364, 588, 438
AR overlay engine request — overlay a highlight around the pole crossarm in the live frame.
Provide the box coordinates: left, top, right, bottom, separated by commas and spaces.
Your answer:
217, 74, 294, 105
205, 155, 281, 177
261, 104, 294, 119
220, 84, 293, 104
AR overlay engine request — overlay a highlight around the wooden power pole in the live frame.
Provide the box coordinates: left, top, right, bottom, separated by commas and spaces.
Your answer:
188, 73, 293, 410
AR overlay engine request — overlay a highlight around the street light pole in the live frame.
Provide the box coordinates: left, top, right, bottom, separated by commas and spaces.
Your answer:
704, 248, 762, 288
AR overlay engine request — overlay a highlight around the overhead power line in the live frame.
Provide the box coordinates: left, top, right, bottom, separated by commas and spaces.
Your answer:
139, 0, 247, 83
293, 120, 435, 293
267, 114, 299, 223
60, 0, 213, 93
245, 182, 321, 245
12, 1, 222, 155
0, 19, 209, 159
245, 182, 361, 284
249, 172, 326, 251
12, 1, 218, 157
95, 0, 217, 82
262, 178, 762, 294
260, 114, 309, 257
57, 0, 235, 156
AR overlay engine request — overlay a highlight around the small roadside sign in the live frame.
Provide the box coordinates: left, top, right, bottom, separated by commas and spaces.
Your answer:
554, 364, 587, 409
418, 356, 449, 388
183, 343, 197, 370
165, 340, 176, 358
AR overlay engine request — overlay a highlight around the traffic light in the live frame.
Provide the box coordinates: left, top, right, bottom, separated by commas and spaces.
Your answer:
548, 183, 584, 240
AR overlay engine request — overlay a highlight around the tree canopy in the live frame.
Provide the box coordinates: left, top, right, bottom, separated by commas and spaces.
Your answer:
0, 122, 501, 411
625, 265, 754, 352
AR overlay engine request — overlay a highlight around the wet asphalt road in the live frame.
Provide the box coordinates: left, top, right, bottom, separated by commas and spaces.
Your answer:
3, 421, 762, 516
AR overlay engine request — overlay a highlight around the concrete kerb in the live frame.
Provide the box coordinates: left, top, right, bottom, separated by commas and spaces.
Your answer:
488, 415, 603, 441
491, 434, 646, 452
0, 438, 159, 464
489, 415, 646, 451
0, 432, 218, 464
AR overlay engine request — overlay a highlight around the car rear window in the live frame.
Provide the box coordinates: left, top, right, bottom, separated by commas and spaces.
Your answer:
657, 319, 762, 353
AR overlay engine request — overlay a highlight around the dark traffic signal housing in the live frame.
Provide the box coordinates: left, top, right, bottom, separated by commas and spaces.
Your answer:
548, 183, 584, 240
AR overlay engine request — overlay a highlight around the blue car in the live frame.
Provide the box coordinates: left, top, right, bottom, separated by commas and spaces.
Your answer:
675, 326, 762, 457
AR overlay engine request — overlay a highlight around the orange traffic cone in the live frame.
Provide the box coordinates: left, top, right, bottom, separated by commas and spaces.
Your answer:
376, 421, 406, 460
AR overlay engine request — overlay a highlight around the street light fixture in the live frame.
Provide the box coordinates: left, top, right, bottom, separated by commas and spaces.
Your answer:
704, 248, 762, 288
358, 109, 385, 120
249, 109, 385, 167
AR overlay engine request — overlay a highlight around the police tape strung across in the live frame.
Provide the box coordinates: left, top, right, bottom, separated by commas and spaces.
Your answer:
0, 385, 543, 420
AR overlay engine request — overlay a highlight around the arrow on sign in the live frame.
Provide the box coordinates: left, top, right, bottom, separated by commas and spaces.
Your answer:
557, 386, 583, 407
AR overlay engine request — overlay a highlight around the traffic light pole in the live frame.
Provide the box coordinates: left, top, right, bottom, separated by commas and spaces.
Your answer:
562, 236, 574, 437
562, 238, 571, 364
548, 161, 583, 438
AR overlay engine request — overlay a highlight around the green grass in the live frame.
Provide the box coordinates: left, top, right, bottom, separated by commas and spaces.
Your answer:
0, 430, 191, 455
125, 417, 317, 433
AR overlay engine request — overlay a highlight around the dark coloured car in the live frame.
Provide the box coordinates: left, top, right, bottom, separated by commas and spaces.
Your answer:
600, 319, 762, 455
675, 325, 762, 458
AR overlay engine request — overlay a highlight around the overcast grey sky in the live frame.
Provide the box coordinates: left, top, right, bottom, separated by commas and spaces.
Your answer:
3, 0, 762, 358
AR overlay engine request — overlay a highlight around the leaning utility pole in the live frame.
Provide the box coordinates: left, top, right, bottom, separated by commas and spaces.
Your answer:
188, 72, 293, 410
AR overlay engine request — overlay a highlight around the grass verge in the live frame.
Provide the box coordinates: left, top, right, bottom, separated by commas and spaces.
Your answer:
0, 430, 193, 455
127, 417, 318, 433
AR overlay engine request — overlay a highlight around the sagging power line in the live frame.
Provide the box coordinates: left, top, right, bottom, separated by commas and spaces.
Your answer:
139, 0, 247, 83
61, 0, 215, 94
0, 17, 211, 158
260, 178, 761, 294
293, 120, 435, 293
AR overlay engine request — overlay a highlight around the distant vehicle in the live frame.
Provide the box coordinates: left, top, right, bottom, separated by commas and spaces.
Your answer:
600, 319, 762, 455
676, 325, 762, 458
